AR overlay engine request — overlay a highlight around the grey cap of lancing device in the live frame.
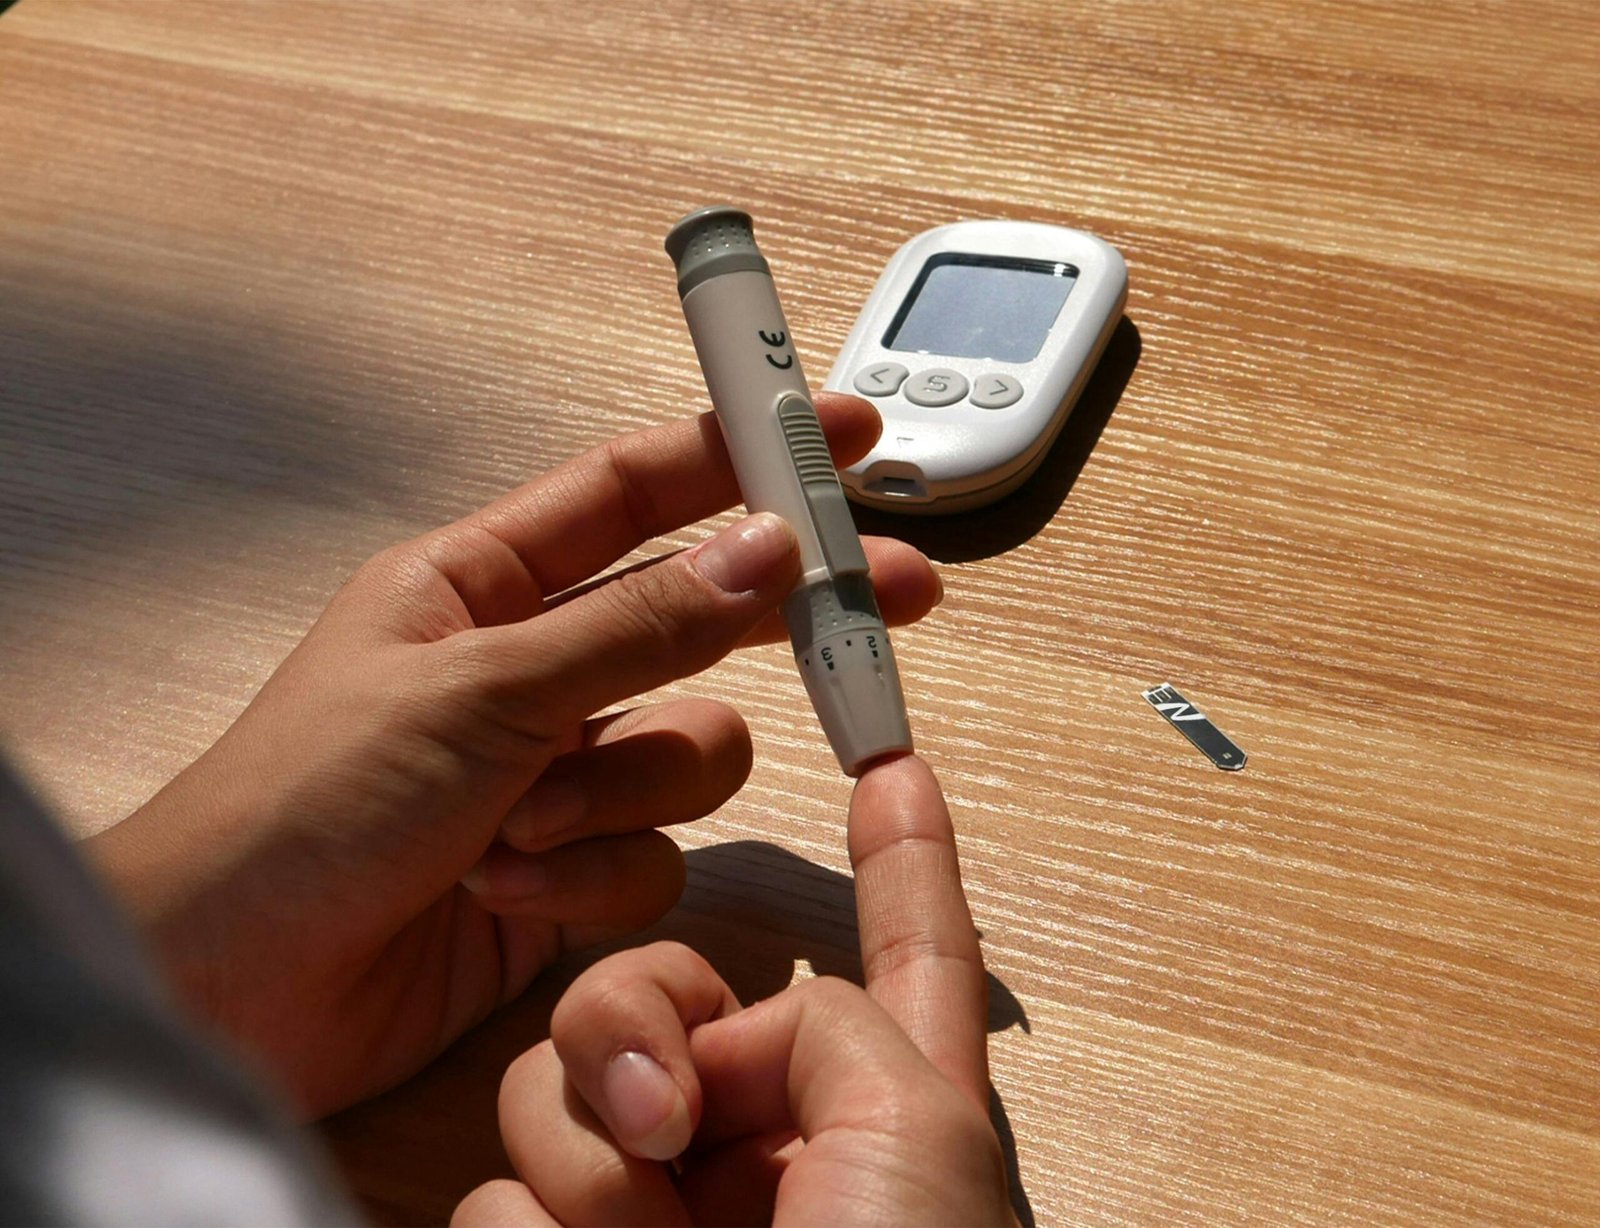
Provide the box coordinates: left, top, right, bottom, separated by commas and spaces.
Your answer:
664, 205, 772, 297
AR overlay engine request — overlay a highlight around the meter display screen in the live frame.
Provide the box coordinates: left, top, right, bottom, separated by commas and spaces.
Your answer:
883, 254, 1077, 364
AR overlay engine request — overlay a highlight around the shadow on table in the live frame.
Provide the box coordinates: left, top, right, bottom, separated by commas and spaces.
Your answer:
673, 839, 1031, 1036
851, 315, 1142, 565
326, 840, 1037, 1226
0, 270, 443, 632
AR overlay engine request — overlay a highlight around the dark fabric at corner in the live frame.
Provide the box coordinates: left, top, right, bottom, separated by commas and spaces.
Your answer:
0, 761, 358, 1226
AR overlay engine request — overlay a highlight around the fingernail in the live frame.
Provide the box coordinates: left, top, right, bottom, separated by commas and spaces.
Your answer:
690, 513, 796, 594
931, 561, 946, 605
603, 1051, 692, 1161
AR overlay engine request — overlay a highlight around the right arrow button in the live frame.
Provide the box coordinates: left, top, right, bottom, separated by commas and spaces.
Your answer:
971, 373, 1024, 409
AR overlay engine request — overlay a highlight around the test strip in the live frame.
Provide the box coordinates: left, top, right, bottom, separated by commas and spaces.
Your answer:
1142, 683, 1247, 771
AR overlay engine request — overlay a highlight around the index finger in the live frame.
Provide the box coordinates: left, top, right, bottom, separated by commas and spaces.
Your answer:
848, 753, 990, 1108
467, 392, 881, 600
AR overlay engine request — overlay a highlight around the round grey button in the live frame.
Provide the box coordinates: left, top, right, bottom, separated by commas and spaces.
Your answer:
971, 373, 1024, 409
903, 368, 969, 407
852, 362, 910, 397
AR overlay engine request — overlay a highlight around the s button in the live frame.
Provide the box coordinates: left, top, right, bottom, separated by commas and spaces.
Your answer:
903, 368, 969, 407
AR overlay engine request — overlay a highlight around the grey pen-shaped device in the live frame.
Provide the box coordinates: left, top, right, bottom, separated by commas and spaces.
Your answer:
665, 206, 913, 776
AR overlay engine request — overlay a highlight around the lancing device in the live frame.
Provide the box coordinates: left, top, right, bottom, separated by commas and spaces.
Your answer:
664, 206, 913, 776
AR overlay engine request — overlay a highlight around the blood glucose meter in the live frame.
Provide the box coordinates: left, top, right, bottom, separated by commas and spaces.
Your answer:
824, 221, 1127, 513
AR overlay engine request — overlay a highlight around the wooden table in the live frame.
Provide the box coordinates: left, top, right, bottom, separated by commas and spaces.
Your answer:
4, 1, 1597, 1223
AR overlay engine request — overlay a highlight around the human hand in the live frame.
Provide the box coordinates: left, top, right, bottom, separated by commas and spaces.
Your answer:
87, 393, 942, 1117
455, 755, 1017, 1227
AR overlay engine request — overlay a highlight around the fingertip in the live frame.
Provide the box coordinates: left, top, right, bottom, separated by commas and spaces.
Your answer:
852, 751, 940, 802
851, 746, 916, 777
862, 537, 945, 627
595, 696, 754, 801
845, 752, 989, 1108
814, 391, 883, 466
848, 753, 954, 863
815, 389, 877, 420
452, 1178, 558, 1227
631, 830, 689, 921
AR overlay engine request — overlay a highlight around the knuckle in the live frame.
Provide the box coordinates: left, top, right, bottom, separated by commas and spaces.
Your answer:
352, 540, 429, 597
449, 521, 543, 602
553, 960, 646, 1042
607, 561, 696, 635
590, 560, 730, 673
651, 939, 719, 989
860, 1095, 924, 1141
552, 941, 712, 1048
863, 928, 942, 980
415, 635, 554, 752
425, 628, 502, 696
598, 435, 665, 540
550, 975, 611, 1043
602, 587, 680, 659
865, 928, 984, 988
394, 638, 494, 736
352, 542, 403, 586
639, 938, 705, 971
880, 1084, 995, 1158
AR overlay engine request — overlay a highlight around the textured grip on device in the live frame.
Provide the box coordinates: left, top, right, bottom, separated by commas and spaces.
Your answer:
782, 574, 883, 653
777, 394, 833, 483
664, 206, 771, 297
776, 394, 870, 576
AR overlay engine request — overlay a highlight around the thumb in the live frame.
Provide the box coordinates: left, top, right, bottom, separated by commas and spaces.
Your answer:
456, 513, 800, 734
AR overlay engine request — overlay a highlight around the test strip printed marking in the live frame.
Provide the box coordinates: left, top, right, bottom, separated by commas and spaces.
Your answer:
1142, 683, 1247, 771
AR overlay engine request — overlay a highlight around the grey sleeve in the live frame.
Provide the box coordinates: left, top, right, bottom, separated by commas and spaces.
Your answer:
0, 761, 359, 1227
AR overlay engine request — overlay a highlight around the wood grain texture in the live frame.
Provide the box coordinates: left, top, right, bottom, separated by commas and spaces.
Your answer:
2, 1, 1597, 1224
